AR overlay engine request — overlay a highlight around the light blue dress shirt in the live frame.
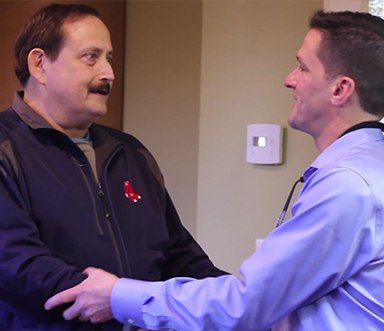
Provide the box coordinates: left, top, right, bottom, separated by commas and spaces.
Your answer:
111, 127, 384, 331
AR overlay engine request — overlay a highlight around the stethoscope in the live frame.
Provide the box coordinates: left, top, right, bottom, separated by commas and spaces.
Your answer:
275, 176, 303, 227
275, 120, 384, 228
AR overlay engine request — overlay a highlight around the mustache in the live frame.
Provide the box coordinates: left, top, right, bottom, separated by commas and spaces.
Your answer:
89, 82, 111, 96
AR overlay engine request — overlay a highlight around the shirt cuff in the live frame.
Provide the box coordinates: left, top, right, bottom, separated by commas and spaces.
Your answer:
111, 278, 149, 328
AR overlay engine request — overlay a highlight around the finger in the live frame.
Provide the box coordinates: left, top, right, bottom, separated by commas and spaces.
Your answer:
62, 299, 83, 321
44, 286, 81, 310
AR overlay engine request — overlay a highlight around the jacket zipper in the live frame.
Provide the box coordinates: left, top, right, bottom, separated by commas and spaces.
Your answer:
97, 183, 110, 218
97, 182, 124, 275
98, 144, 131, 276
78, 163, 106, 236
77, 160, 125, 275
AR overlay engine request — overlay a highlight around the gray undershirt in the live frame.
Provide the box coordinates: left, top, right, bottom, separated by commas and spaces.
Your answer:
72, 133, 98, 181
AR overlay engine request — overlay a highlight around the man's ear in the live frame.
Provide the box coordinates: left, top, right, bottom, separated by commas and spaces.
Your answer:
27, 48, 47, 84
331, 76, 355, 107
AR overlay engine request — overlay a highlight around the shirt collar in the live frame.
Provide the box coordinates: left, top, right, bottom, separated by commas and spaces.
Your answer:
302, 127, 384, 182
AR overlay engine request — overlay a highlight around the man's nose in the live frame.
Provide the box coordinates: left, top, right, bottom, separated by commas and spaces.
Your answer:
99, 60, 115, 82
284, 67, 298, 89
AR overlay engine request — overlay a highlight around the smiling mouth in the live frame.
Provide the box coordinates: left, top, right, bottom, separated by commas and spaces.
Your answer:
89, 83, 111, 96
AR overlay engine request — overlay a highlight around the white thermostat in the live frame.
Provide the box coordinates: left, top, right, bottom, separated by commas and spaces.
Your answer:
246, 123, 283, 164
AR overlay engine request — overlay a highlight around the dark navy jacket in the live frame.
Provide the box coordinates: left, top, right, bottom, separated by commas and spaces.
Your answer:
0, 93, 225, 330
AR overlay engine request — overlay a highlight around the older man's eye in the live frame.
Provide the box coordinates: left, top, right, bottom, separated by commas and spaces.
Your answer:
83, 52, 98, 64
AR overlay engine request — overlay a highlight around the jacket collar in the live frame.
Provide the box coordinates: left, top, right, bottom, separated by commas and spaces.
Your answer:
12, 90, 122, 151
12, 91, 53, 130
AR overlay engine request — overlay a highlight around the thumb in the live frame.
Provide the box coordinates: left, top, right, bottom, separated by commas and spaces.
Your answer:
82, 266, 98, 276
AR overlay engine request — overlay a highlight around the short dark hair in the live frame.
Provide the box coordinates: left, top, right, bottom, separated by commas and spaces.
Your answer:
14, 3, 99, 87
310, 10, 384, 116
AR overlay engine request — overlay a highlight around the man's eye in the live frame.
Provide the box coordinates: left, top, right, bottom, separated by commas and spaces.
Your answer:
106, 53, 113, 63
297, 63, 308, 72
84, 53, 98, 62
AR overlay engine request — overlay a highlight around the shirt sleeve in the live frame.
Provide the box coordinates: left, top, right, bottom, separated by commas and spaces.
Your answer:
110, 166, 380, 330
111, 278, 149, 328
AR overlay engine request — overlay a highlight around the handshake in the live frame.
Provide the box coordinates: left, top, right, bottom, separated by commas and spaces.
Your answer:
44, 267, 149, 331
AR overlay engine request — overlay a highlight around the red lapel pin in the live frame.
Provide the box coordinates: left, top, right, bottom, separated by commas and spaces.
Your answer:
124, 180, 142, 203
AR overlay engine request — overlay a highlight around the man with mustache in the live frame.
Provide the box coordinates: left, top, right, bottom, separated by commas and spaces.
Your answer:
0, 3, 225, 330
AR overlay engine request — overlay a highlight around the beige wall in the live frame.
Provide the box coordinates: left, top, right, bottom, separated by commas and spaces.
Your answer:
123, 0, 202, 234
124, 0, 321, 274
324, 0, 368, 11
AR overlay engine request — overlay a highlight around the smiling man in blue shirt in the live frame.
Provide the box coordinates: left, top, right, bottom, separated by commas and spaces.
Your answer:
45, 10, 384, 331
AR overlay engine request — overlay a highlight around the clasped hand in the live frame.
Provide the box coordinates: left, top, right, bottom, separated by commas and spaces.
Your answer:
44, 267, 118, 324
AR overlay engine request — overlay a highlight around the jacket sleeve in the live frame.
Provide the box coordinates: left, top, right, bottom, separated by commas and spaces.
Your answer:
0, 155, 86, 319
161, 190, 228, 279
